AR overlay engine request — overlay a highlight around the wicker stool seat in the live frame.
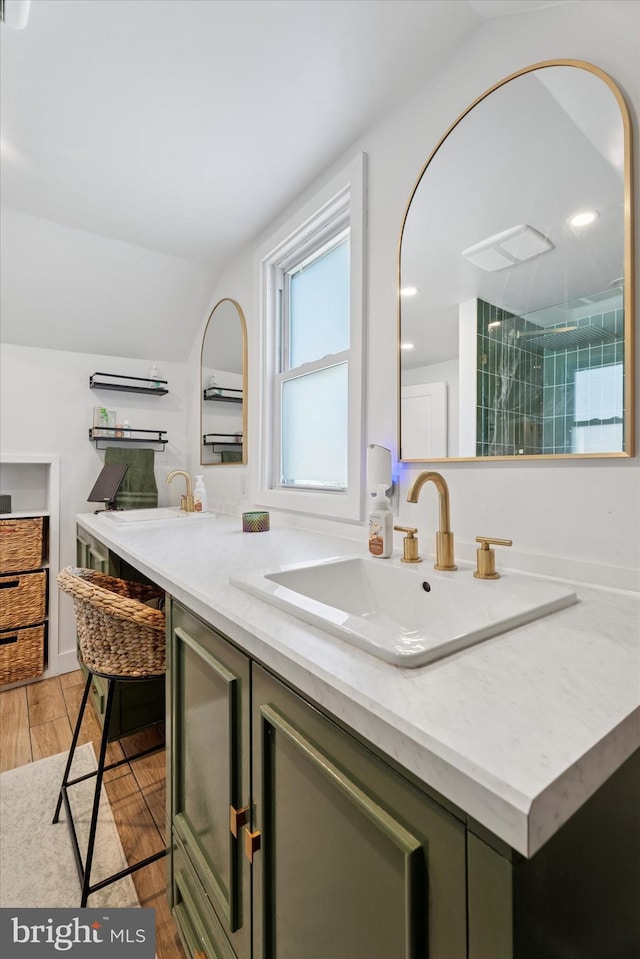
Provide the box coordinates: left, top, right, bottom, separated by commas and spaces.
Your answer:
53, 566, 168, 906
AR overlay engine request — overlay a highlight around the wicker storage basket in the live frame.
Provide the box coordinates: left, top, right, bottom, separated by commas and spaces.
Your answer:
0, 517, 45, 574
0, 570, 47, 630
0, 623, 45, 686
58, 567, 166, 678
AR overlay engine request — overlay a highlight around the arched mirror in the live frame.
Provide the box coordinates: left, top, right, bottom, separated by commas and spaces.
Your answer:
201, 298, 247, 466
399, 60, 634, 462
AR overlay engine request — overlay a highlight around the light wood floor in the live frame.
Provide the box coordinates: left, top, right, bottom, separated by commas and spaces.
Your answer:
0, 671, 186, 959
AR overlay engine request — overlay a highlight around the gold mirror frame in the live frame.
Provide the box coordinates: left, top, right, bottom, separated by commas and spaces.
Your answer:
200, 297, 248, 466
398, 60, 635, 462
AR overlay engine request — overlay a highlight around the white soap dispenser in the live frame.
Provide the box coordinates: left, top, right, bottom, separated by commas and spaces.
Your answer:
149, 363, 162, 389
368, 485, 393, 558
193, 475, 208, 513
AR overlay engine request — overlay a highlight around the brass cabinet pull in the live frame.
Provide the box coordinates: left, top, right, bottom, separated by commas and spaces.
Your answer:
243, 826, 261, 863
229, 804, 249, 838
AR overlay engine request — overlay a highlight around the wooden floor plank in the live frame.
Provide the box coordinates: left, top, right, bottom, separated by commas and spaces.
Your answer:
105, 771, 165, 864
0, 686, 32, 771
120, 728, 167, 839
60, 677, 86, 722
135, 769, 166, 844
27, 676, 67, 726
30, 714, 73, 761
59, 668, 84, 689
120, 725, 165, 756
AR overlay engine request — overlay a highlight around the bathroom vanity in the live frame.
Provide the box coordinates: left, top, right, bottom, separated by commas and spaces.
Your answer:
75, 510, 640, 959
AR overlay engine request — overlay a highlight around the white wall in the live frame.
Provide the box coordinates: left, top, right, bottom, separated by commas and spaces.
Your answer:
186, 0, 640, 591
0, 208, 216, 362
0, 343, 189, 663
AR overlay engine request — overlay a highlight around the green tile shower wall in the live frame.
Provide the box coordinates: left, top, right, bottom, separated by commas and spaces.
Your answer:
541, 309, 624, 454
476, 301, 624, 456
476, 300, 543, 456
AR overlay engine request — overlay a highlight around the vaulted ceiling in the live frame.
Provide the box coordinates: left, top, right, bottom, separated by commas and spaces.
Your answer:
0, 0, 574, 359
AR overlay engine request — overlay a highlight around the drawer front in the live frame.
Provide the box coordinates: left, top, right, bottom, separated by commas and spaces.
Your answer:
0, 570, 47, 630
0, 624, 45, 686
0, 517, 45, 573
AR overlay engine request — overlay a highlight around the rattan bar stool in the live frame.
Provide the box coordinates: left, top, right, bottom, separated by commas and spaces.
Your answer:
54, 566, 167, 906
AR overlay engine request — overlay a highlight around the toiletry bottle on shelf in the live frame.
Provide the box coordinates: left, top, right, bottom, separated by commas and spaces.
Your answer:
368, 484, 393, 558
94, 407, 106, 429
193, 475, 208, 513
122, 419, 131, 438
149, 363, 162, 389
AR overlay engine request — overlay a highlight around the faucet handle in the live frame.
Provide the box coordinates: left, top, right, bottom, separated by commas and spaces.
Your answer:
474, 536, 513, 580
394, 526, 422, 564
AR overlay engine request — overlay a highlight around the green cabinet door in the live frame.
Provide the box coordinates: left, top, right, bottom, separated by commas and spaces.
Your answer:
168, 600, 251, 959
76, 531, 109, 573
251, 665, 467, 959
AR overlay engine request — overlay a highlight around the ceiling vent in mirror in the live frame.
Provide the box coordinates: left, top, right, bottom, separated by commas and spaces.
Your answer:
462, 224, 554, 272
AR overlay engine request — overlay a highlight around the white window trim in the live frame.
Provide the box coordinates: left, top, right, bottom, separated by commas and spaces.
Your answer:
256, 153, 366, 522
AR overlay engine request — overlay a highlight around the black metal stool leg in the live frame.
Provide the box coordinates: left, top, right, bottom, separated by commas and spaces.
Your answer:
53, 672, 92, 824
80, 677, 116, 908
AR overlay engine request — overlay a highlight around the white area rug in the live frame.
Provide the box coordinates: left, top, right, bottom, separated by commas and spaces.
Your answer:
0, 743, 140, 909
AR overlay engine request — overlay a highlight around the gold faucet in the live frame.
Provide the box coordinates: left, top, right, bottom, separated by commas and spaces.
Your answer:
167, 470, 195, 512
406, 471, 456, 570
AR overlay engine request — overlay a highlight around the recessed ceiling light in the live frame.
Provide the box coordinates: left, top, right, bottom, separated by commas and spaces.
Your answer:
400, 286, 418, 297
400, 342, 414, 350
569, 211, 599, 228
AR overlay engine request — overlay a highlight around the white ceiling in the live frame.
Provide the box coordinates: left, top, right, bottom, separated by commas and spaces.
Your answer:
1, 0, 488, 267
0, 0, 575, 360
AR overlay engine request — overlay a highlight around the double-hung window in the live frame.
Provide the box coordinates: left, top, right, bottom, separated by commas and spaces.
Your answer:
259, 154, 365, 521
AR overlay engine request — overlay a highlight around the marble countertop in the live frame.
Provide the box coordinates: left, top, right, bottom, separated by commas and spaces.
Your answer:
77, 510, 640, 857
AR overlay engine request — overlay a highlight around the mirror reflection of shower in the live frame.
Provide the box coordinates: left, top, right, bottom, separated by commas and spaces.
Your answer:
471, 287, 623, 457
398, 61, 632, 463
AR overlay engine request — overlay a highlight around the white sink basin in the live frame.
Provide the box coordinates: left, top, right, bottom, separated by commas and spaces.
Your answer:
231, 555, 578, 667
103, 507, 213, 523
